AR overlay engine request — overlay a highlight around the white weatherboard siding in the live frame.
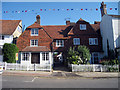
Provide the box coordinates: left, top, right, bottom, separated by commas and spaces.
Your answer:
0, 35, 13, 48
100, 15, 114, 56
112, 18, 120, 48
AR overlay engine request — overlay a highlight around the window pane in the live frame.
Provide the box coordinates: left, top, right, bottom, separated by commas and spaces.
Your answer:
46, 52, 49, 60
42, 52, 45, 61
35, 29, 38, 34
31, 29, 34, 34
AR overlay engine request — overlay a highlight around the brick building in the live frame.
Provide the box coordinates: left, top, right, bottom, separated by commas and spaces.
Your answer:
17, 15, 103, 66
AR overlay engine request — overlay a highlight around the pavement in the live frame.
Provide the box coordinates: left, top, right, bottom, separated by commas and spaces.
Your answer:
2, 70, 120, 78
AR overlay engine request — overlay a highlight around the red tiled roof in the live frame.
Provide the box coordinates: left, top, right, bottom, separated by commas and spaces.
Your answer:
22, 46, 50, 52
94, 21, 100, 25
0, 20, 21, 35
91, 24, 100, 31
27, 22, 41, 28
41, 25, 71, 39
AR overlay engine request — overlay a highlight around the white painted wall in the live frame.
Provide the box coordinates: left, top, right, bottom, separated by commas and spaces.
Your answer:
112, 18, 120, 48
100, 15, 120, 57
21, 52, 53, 65
0, 35, 13, 48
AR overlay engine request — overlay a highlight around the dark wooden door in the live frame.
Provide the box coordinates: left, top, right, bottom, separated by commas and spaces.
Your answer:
31, 53, 40, 64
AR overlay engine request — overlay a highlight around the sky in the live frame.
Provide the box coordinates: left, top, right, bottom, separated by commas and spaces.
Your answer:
1, 2, 119, 30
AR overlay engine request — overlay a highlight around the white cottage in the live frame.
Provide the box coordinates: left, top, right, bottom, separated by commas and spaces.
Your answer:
0, 20, 22, 62
100, 2, 120, 57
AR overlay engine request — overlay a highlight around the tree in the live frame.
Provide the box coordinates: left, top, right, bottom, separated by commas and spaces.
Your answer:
67, 45, 91, 64
3, 43, 19, 63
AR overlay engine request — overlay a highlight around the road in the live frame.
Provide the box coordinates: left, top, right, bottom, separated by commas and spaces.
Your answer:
1, 75, 119, 88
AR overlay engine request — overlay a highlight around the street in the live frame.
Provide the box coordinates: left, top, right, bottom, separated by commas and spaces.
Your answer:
1, 75, 119, 88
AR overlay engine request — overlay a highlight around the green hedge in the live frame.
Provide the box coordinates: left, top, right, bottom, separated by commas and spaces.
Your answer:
3, 43, 19, 63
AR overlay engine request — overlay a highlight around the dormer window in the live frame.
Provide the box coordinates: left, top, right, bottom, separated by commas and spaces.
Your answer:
80, 24, 86, 30
31, 28, 38, 36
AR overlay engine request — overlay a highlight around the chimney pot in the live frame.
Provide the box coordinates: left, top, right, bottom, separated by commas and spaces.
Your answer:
36, 15, 40, 24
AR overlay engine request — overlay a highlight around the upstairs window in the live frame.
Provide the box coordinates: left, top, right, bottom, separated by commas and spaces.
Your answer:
0, 35, 4, 40
89, 38, 98, 45
30, 40, 38, 47
56, 40, 64, 47
80, 24, 86, 30
31, 28, 38, 36
73, 38, 80, 45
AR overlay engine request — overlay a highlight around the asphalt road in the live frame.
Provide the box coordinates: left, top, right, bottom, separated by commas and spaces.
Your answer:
1, 75, 119, 88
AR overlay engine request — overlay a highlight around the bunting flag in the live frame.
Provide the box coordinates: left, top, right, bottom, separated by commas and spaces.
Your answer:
3, 7, 118, 14
115, 8, 117, 10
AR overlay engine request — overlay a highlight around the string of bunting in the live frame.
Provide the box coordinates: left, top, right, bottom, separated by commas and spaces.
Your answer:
3, 8, 118, 14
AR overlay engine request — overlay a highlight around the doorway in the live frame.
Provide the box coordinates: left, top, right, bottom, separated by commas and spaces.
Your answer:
31, 53, 40, 64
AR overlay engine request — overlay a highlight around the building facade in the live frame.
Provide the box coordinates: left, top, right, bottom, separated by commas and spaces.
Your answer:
17, 15, 103, 66
100, 2, 120, 57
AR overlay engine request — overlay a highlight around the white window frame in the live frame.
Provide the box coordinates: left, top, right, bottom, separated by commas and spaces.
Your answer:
30, 39, 38, 47
22, 52, 29, 61
42, 52, 49, 61
31, 28, 39, 36
80, 24, 86, 30
0, 35, 4, 40
73, 38, 80, 45
89, 38, 98, 45
56, 40, 64, 47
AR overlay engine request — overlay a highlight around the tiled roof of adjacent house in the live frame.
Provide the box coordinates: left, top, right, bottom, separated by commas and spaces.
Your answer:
22, 46, 50, 52
41, 25, 72, 39
0, 20, 21, 35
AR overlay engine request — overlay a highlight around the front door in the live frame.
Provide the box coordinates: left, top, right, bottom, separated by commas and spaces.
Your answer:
92, 52, 99, 64
31, 53, 40, 64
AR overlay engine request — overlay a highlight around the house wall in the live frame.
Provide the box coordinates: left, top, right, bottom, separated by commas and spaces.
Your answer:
13, 21, 22, 38
0, 35, 13, 48
17, 28, 52, 52
20, 52, 53, 65
100, 15, 114, 56
112, 18, 120, 48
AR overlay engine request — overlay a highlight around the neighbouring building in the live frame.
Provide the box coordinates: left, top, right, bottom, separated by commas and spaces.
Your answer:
17, 15, 103, 66
0, 20, 22, 62
100, 2, 120, 57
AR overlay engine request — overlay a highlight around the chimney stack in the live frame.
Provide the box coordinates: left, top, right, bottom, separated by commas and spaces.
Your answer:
100, 1, 107, 17
36, 15, 40, 24
66, 20, 70, 25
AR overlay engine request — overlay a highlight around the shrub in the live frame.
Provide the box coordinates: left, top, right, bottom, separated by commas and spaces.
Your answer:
3, 43, 19, 63
67, 45, 91, 64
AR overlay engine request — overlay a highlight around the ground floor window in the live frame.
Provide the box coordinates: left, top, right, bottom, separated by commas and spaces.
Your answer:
92, 52, 99, 64
42, 52, 49, 61
22, 52, 29, 61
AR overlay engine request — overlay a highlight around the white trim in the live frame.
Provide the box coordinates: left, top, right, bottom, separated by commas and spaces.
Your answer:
31, 28, 39, 36
56, 40, 64, 47
30, 39, 38, 47
89, 38, 98, 45
80, 24, 86, 30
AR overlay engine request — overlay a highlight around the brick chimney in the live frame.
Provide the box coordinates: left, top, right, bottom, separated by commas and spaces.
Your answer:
100, 1, 107, 17
66, 20, 70, 25
36, 15, 40, 24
